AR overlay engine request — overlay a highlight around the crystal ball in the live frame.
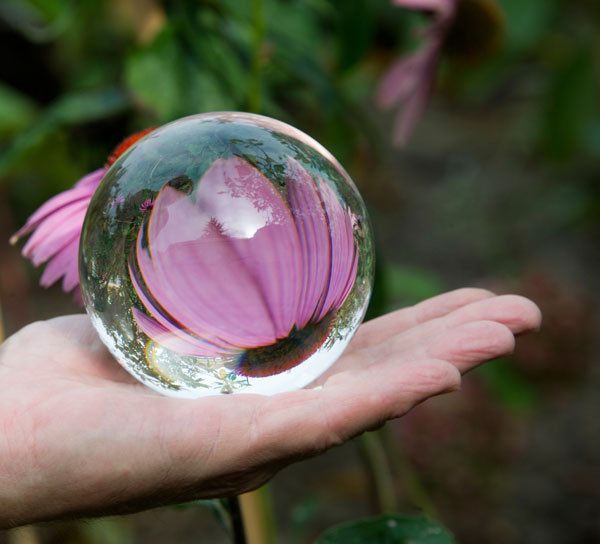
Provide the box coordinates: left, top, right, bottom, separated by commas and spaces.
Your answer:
79, 112, 374, 398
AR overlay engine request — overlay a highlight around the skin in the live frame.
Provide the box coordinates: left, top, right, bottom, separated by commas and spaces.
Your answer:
0, 288, 541, 529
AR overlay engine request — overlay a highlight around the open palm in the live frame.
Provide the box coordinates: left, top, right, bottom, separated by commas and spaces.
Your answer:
0, 288, 540, 528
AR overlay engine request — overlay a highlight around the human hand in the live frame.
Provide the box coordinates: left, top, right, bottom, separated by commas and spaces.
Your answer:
0, 288, 540, 528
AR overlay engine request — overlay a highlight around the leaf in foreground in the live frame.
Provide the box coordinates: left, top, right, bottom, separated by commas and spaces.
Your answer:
316, 514, 454, 544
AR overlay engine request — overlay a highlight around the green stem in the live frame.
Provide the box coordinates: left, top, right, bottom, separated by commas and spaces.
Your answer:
226, 496, 247, 544
359, 431, 398, 513
248, 0, 265, 113
380, 426, 439, 520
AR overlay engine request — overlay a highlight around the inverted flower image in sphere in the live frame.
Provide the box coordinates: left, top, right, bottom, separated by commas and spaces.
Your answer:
79, 113, 374, 397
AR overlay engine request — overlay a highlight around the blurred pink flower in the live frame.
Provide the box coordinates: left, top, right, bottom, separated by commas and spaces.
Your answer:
377, 0, 456, 145
10, 127, 155, 303
129, 157, 358, 377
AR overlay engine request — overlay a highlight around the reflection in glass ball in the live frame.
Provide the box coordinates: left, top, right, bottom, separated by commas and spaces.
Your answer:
80, 112, 374, 397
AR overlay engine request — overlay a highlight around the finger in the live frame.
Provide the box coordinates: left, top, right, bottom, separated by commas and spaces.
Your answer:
317, 319, 515, 382
315, 294, 539, 384
371, 294, 541, 361
406, 320, 515, 374
347, 287, 495, 353
253, 358, 461, 460
440, 294, 542, 335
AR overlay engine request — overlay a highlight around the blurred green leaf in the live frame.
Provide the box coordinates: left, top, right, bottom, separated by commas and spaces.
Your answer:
476, 359, 538, 413
384, 264, 444, 308
79, 517, 134, 544
196, 32, 247, 106
316, 514, 454, 544
333, 0, 373, 72
290, 496, 321, 544
540, 49, 596, 160
496, 0, 558, 52
585, 121, 600, 156
0, 87, 129, 177
0, 82, 37, 135
48, 87, 130, 124
125, 27, 183, 122
125, 23, 239, 123
265, 0, 322, 56
9, 140, 86, 235
27, 0, 66, 19
0, 0, 73, 42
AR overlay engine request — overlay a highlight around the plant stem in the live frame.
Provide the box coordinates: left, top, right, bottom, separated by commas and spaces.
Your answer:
226, 496, 247, 544
248, 0, 265, 113
359, 431, 398, 513
239, 486, 276, 544
380, 426, 439, 520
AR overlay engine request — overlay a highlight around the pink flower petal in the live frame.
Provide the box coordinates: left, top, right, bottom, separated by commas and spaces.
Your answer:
22, 200, 89, 265
376, 0, 457, 146
313, 178, 358, 321
129, 247, 238, 355
130, 157, 359, 360
393, 0, 455, 20
61, 253, 80, 293
197, 158, 303, 338
11, 168, 104, 301
376, 48, 431, 108
154, 221, 280, 346
131, 307, 229, 358
286, 158, 332, 328
132, 159, 300, 354
72, 288, 83, 306
391, 44, 439, 145
10, 169, 104, 244
39, 232, 79, 287
134, 186, 254, 351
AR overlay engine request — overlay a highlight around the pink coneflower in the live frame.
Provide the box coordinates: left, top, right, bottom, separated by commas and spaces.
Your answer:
10, 127, 156, 303
129, 156, 358, 377
139, 198, 154, 213
377, 0, 456, 146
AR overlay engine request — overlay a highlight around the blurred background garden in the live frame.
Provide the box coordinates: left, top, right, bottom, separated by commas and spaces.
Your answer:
0, 0, 599, 542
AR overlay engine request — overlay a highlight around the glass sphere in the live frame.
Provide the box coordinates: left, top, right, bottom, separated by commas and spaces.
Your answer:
80, 112, 374, 398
